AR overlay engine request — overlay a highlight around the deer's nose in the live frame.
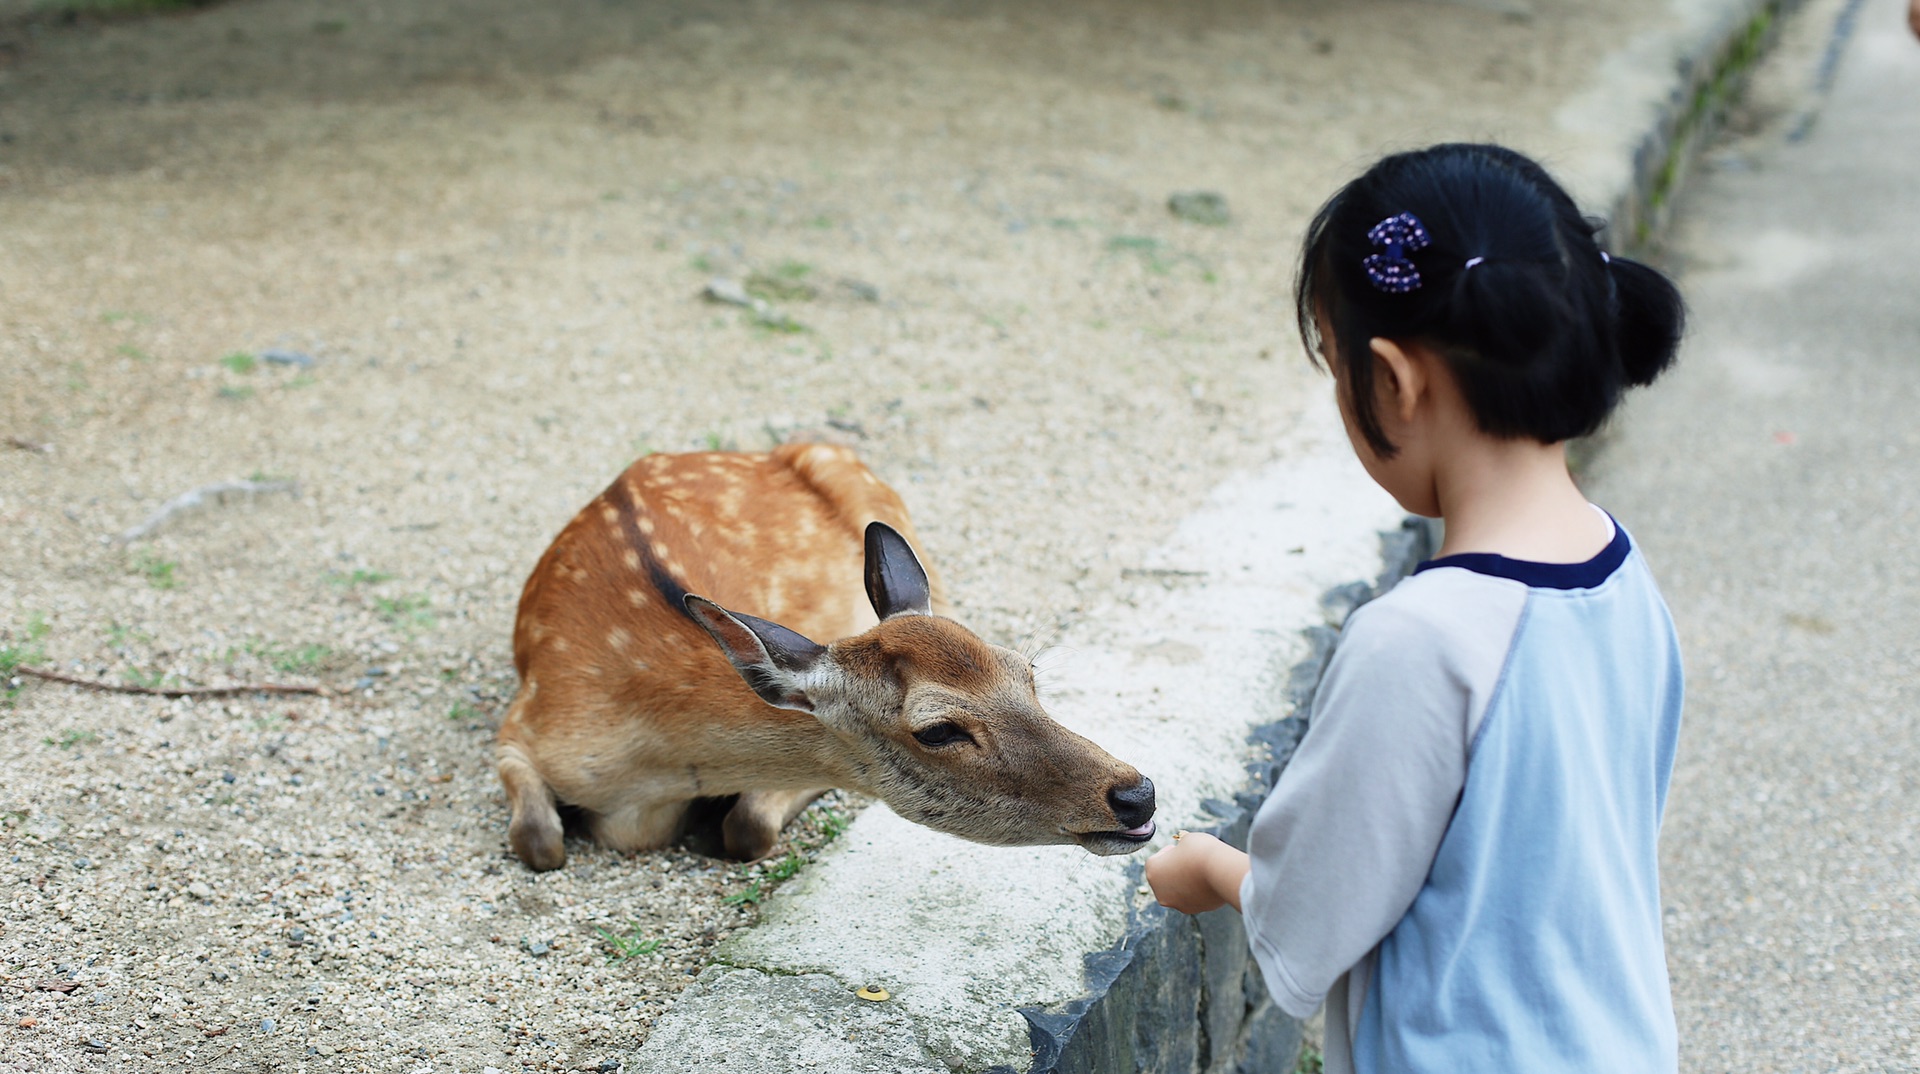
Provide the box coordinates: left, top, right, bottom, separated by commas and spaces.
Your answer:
1107, 776, 1156, 829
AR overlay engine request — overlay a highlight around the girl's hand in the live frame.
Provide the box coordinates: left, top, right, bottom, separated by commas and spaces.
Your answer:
1145, 831, 1251, 915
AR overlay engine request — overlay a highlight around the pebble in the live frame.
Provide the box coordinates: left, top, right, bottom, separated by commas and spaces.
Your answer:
288, 928, 308, 945
259, 1018, 275, 1033
186, 881, 213, 901
82, 1038, 109, 1053
259, 348, 317, 368
701, 277, 753, 308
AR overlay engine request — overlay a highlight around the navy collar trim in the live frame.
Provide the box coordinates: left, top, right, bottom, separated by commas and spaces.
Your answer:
1414, 517, 1631, 591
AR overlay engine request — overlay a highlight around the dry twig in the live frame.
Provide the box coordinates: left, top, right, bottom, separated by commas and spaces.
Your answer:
6, 436, 53, 454
116, 479, 298, 543
12, 665, 329, 699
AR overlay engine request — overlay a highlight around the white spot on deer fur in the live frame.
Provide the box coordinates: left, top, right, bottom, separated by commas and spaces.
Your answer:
550, 638, 571, 653
607, 628, 632, 651
624, 550, 642, 571
600, 505, 619, 524
638, 515, 656, 536
626, 589, 649, 607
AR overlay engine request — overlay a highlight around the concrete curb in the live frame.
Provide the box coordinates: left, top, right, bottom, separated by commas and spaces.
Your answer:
1009, 521, 1436, 1074
623, 4, 1794, 1070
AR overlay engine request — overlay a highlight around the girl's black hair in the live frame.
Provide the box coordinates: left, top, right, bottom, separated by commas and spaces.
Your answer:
1294, 143, 1684, 457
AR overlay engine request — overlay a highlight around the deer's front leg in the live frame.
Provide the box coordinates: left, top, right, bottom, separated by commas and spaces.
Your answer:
723, 788, 830, 861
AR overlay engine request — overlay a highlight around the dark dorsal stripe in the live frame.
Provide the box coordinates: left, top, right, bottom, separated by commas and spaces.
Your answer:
600, 475, 694, 623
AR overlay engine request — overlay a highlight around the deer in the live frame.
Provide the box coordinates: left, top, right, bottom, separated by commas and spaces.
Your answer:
495, 442, 1157, 871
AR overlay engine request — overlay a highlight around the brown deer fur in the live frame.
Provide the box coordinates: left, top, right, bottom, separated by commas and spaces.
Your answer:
496, 443, 1155, 871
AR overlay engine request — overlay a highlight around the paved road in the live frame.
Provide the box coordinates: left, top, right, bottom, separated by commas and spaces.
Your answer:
1586, 3, 1920, 1070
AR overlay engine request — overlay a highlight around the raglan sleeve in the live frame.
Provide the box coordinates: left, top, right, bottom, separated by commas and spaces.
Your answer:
1237, 579, 1518, 1018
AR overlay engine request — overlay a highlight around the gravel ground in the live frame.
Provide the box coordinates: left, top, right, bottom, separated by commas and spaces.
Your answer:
0, 0, 1669, 1069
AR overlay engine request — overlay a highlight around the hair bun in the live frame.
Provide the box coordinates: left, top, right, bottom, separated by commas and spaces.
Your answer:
1605, 255, 1685, 387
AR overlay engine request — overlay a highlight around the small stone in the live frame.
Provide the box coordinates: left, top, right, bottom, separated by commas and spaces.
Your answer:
838, 278, 881, 302
186, 882, 213, 901
258, 1018, 275, 1032
83, 1038, 109, 1053
288, 928, 308, 945
259, 348, 316, 368
701, 278, 753, 308
24, 813, 63, 840
527, 940, 550, 958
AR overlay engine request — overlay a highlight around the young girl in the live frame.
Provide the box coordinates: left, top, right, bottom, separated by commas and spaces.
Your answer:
1145, 143, 1687, 1072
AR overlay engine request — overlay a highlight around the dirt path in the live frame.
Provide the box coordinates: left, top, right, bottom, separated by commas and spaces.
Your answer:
0, 0, 1664, 1069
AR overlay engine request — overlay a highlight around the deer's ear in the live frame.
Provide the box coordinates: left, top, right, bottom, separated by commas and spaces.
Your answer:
684, 595, 826, 712
863, 522, 933, 620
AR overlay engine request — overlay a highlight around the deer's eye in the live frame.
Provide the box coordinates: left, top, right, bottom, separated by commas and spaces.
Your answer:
912, 722, 973, 748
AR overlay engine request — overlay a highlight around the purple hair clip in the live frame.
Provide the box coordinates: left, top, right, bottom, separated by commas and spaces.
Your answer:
1363, 212, 1432, 294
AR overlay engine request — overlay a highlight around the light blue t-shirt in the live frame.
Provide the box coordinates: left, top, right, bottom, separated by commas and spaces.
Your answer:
1240, 515, 1683, 1074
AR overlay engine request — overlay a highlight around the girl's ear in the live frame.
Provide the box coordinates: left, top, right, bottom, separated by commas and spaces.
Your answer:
1367, 337, 1428, 425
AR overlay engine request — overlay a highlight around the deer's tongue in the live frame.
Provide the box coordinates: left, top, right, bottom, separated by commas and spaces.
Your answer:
1121, 821, 1155, 839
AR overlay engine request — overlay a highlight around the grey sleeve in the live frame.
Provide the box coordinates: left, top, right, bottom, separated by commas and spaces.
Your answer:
1237, 568, 1526, 1019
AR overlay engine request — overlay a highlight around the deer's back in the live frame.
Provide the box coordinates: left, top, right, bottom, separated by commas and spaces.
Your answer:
507, 444, 940, 748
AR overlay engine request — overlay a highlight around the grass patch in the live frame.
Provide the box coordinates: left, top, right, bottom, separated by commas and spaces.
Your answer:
596, 923, 664, 963
324, 568, 392, 589
135, 552, 179, 589
219, 352, 258, 375
106, 621, 151, 649
1, 615, 52, 705
246, 641, 334, 673
810, 806, 850, 845
43, 729, 98, 749
745, 260, 818, 303
1104, 234, 1216, 282
217, 385, 255, 401
447, 701, 484, 722
724, 847, 818, 908
122, 666, 171, 689
373, 594, 434, 632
